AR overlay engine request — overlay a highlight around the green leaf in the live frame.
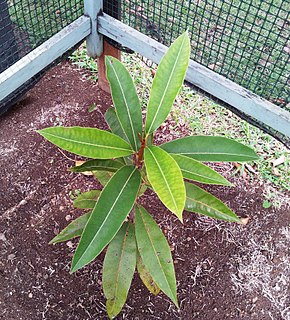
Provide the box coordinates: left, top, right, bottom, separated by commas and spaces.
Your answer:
93, 170, 113, 186
137, 250, 160, 295
49, 212, 91, 244
103, 222, 136, 319
160, 136, 259, 162
106, 56, 143, 151
105, 107, 128, 142
146, 133, 154, 146
38, 126, 133, 159
262, 200, 272, 209
171, 154, 232, 186
144, 146, 185, 220
73, 190, 101, 209
70, 166, 141, 272
88, 103, 97, 113
184, 182, 240, 222
135, 206, 178, 307
70, 159, 124, 173
145, 32, 190, 134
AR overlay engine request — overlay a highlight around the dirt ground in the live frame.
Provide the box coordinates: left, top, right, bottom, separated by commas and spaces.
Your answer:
0, 62, 289, 320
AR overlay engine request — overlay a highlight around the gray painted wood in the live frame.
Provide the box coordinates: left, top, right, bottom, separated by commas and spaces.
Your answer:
98, 14, 290, 138
0, 16, 91, 102
84, 0, 103, 57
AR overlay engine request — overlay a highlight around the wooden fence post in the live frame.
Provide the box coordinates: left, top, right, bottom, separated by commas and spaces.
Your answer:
97, 0, 121, 93
97, 40, 121, 94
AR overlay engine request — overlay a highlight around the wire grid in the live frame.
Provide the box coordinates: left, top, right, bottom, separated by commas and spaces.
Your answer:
113, 0, 289, 110
0, 0, 83, 114
0, 0, 83, 64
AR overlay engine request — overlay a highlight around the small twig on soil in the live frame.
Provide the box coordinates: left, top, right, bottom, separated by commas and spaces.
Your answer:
57, 148, 77, 162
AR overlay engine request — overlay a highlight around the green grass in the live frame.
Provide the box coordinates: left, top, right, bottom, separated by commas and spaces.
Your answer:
69, 44, 98, 82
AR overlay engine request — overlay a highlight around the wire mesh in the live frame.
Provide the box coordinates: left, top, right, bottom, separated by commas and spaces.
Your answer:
0, 0, 83, 114
109, 0, 289, 111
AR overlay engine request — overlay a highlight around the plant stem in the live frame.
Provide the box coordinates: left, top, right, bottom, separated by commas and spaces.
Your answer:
128, 206, 136, 222
136, 133, 146, 168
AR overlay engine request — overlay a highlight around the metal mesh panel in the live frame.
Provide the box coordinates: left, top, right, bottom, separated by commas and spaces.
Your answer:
0, 0, 83, 62
109, 0, 289, 111
0, 0, 83, 114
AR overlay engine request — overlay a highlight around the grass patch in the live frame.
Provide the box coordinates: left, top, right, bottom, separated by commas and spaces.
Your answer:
69, 44, 98, 82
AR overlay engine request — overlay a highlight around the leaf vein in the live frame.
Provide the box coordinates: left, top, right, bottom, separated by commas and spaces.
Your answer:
110, 62, 138, 150
74, 168, 136, 269
186, 195, 233, 217
139, 208, 174, 298
44, 132, 131, 152
147, 35, 187, 134
147, 148, 178, 213
110, 224, 130, 308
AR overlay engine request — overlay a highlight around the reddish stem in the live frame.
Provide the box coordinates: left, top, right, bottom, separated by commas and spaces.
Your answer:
136, 133, 146, 168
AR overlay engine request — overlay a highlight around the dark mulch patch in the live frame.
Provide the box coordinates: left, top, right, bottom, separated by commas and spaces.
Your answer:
1, 62, 289, 320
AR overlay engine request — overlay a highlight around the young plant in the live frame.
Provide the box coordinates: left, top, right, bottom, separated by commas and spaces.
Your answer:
38, 32, 258, 319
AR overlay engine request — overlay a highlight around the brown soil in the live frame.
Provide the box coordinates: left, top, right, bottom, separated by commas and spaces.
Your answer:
0, 62, 289, 320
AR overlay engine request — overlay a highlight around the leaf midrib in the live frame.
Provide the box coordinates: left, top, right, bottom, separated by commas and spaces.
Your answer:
173, 151, 257, 159
146, 35, 187, 134
75, 197, 98, 204
76, 165, 120, 171
146, 148, 178, 214
186, 194, 235, 219
73, 168, 136, 270
180, 167, 223, 183
110, 61, 139, 151
110, 224, 130, 309
43, 132, 132, 152
139, 208, 175, 301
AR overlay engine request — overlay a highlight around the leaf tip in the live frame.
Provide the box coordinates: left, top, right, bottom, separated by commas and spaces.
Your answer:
69, 267, 76, 275
176, 211, 183, 223
36, 128, 44, 136
173, 297, 179, 309
48, 237, 56, 245
106, 301, 117, 319
107, 312, 114, 320
181, 29, 189, 37
70, 262, 79, 274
